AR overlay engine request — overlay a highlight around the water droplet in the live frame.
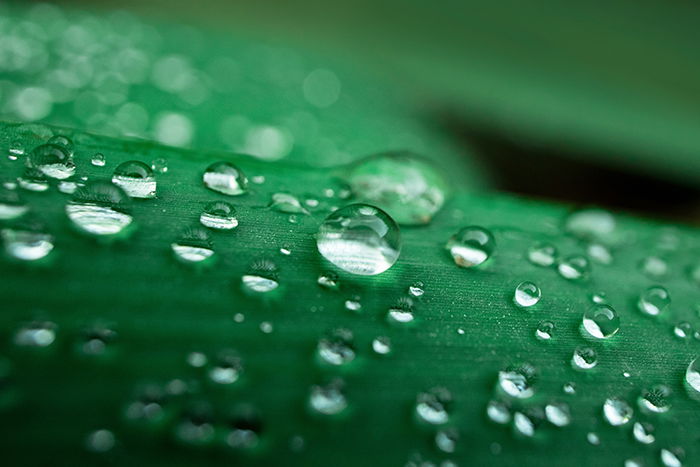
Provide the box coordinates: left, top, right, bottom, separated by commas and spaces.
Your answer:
112, 160, 156, 198
27, 143, 75, 179
486, 400, 511, 424
317, 272, 340, 290
513, 411, 536, 437
640, 256, 668, 278
316, 203, 401, 275
562, 382, 576, 394
310, 380, 347, 415
638, 286, 670, 316
603, 397, 633, 426
270, 193, 309, 214
545, 401, 571, 427
587, 432, 600, 445
344, 298, 362, 312
625, 458, 645, 467
673, 322, 692, 339
91, 153, 106, 167
591, 292, 607, 304
225, 409, 262, 450
633, 421, 655, 444
347, 152, 449, 225
684, 358, 700, 394
18, 168, 49, 192
208, 352, 243, 384
498, 363, 536, 398
0, 189, 29, 220
372, 336, 391, 355
536, 321, 555, 340
435, 428, 458, 453
527, 242, 558, 267
415, 387, 452, 425
187, 352, 207, 368
446, 226, 495, 268
15, 321, 56, 347
1, 217, 54, 261
242, 260, 279, 293
317, 328, 355, 365
408, 281, 425, 297
58, 179, 80, 194
8, 141, 25, 159
175, 408, 216, 446
514, 281, 541, 308
638, 385, 672, 414
572, 346, 597, 370
660, 447, 684, 467
387, 297, 415, 324
582, 304, 620, 339
260, 321, 273, 333
171, 228, 215, 264
565, 208, 616, 242
66, 181, 133, 237
199, 201, 238, 230
587, 243, 612, 265
151, 158, 168, 173
203, 161, 247, 196
85, 429, 115, 453
48, 135, 74, 153
557, 255, 590, 280
279, 246, 291, 255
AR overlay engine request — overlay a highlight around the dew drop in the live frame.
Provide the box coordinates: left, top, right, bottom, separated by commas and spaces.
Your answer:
387, 298, 415, 324
587, 243, 612, 265
1, 219, 54, 261
85, 429, 115, 453
536, 321, 555, 340
242, 260, 279, 293
673, 322, 692, 339
151, 158, 168, 174
203, 161, 247, 196
346, 151, 449, 225
562, 382, 576, 394
344, 298, 362, 312
317, 272, 340, 290
317, 328, 355, 366
18, 168, 49, 192
200, 201, 238, 230
498, 363, 536, 399
445, 226, 495, 268
603, 397, 633, 426
316, 203, 401, 275
270, 192, 308, 214
408, 281, 425, 298
372, 336, 391, 355
513, 411, 536, 437
565, 208, 616, 242
638, 286, 670, 316
486, 400, 511, 424
112, 160, 156, 198
638, 385, 671, 413
572, 346, 597, 370
527, 242, 557, 267
587, 432, 600, 445
15, 321, 56, 347
660, 448, 684, 467
208, 352, 243, 384
415, 387, 452, 425
91, 153, 106, 167
514, 281, 541, 308
640, 256, 668, 278
0, 189, 29, 220
8, 141, 25, 159
582, 304, 620, 339
545, 401, 571, 427
633, 421, 655, 444
435, 428, 458, 453
309, 380, 347, 415
27, 143, 75, 179
171, 228, 215, 264
557, 255, 589, 280
187, 352, 207, 368
66, 181, 133, 237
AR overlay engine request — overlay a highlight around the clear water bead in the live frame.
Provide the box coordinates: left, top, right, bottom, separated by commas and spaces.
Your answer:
346, 151, 449, 225
446, 226, 495, 268
2, 221, 54, 261
536, 321, 555, 340
572, 346, 597, 370
66, 181, 133, 237
638, 286, 670, 316
638, 385, 671, 413
171, 228, 215, 264
200, 201, 238, 230
309, 380, 347, 415
317, 328, 355, 366
545, 401, 571, 427
685, 358, 700, 394
91, 153, 106, 167
415, 387, 452, 425
27, 143, 75, 179
582, 304, 620, 339
0, 189, 29, 220
527, 242, 558, 267
372, 336, 391, 354
316, 203, 401, 275
514, 281, 541, 308
486, 400, 511, 424
565, 208, 616, 242
242, 260, 279, 293
557, 255, 590, 280
203, 161, 248, 195
603, 397, 633, 426
633, 421, 655, 444
112, 160, 157, 198
498, 364, 536, 399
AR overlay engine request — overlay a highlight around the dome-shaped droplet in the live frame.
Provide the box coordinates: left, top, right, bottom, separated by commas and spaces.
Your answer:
582, 304, 620, 339
638, 286, 670, 316
171, 228, 215, 264
527, 242, 558, 267
536, 321, 555, 341
565, 208, 616, 242
435, 428, 458, 453
203, 161, 248, 196
572, 346, 597, 370
18, 168, 49, 192
0, 189, 29, 220
557, 255, 590, 280
445, 226, 495, 268
498, 363, 536, 399
242, 260, 279, 293
309, 380, 347, 415
674, 322, 692, 339
27, 143, 75, 179
638, 385, 671, 413
316, 203, 400, 275
387, 297, 415, 324
200, 201, 238, 230
632, 421, 655, 444
514, 281, 541, 308
112, 160, 157, 198
14, 321, 57, 347
372, 336, 391, 354
2, 217, 54, 261
208, 352, 243, 384
66, 181, 133, 237
415, 387, 452, 425
486, 400, 511, 424
685, 358, 700, 394
270, 193, 308, 214
317, 328, 355, 366
545, 401, 571, 427
408, 281, 425, 298
346, 151, 449, 225
603, 397, 633, 426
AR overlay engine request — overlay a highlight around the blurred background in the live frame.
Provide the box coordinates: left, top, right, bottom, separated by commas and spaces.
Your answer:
3, 0, 700, 220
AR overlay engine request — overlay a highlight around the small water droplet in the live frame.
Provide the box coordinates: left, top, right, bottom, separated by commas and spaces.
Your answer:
498, 363, 536, 398
660, 447, 684, 467
673, 322, 692, 339
587, 243, 612, 265
372, 336, 391, 355
603, 397, 633, 426
587, 432, 600, 445
28, 143, 75, 179
638, 286, 670, 316
344, 298, 362, 312
208, 352, 243, 384
260, 321, 273, 333
79, 326, 117, 356
171, 228, 215, 264
572, 346, 597, 370
638, 385, 671, 414
279, 246, 291, 255
527, 242, 558, 267
66, 181, 134, 237
317, 272, 340, 290
200, 201, 238, 230
15, 321, 56, 347
316, 203, 401, 275
557, 255, 590, 280
625, 458, 645, 467
112, 160, 156, 198
317, 328, 355, 365
640, 256, 668, 278
18, 168, 49, 192
633, 421, 655, 444
514, 281, 541, 308
565, 208, 616, 242
545, 401, 571, 427
91, 153, 106, 167
435, 428, 458, 454
309, 380, 347, 415
85, 429, 115, 452
408, 281, 425, 297
270, 192, 309, 214
582, 304, 620, 339
536, 321, 555, 340
513, 411, 536, 437
0, 189, 28, 220
562, 382, 576, 394
8, 141, 25, 159
187, 352, 207, 368
446, 226, 495, 268
242, 260, 279, 293
486, 400, 511, 424
415, 387, 452, 425
151, 158, 168, 173
1, 217, 54, 261
203, 161, 247, 195
387, 297, 415, 324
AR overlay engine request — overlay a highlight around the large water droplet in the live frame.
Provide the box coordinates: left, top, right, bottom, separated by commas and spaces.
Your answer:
316, 203, 400, 275
346, 152, 449, 225
639, 385, 671, 413
415, 387, 452, 425
66, 181, 133, 237
203, 161, 248, 195
536, 321, 555, 341
514, 281, 541, 308
27, 143, 75, 179
171, 228, 215, 264
498, 363, 536, 398
638, 286, 670, 316
582, 304, 620, 339
603, 397, 633, 426
112, 160, 157, 198
446, 226, 495, 267
545, 401, 571, 427
200, 201, 238, 230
